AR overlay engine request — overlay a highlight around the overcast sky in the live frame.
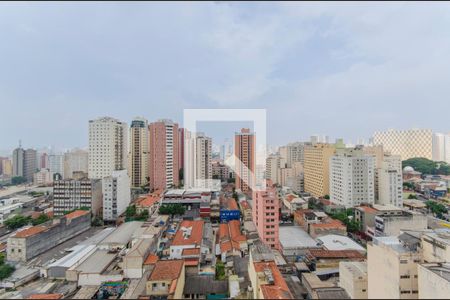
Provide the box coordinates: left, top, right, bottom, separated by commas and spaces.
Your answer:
1, 2, 450, 153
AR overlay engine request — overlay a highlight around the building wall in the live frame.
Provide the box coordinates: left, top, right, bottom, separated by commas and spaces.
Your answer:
378, 155, 403, 207
304, 143, 336, 197
252, 184, 279, 250
149, 120, 179, 191
130, 117, 149, 188
63, 149, 88, 179
339, 261, 368, 299
330, 148, 375, 208
418, 264, 450, 299
7, 213, 91, 262
376, 213, 427, 237
368, 240, 420, 299
103, 170, 130, 221
53, 179, 102, 216
421, 234, 450, 263
373, 129, 432, 160
88, 117, 128, 179
235, 128, 255, 193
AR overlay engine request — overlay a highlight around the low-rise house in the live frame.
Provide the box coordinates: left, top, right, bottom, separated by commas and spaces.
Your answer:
301, 272, 349, 299
239, 200, 252, 222
217, 220, 247, 261
28, 294, 63, 299
135, 193, 160, 216
170, 220, 205, 259
309, 219, 347, 238
146, 260, 185, 299
123, 238, 154, 279
7, 210, 91, 262
282, 194, 307, 214
183, 275, 228, 299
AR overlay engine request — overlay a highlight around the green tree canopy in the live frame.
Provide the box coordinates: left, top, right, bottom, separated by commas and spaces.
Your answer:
11, 176, 27, 185
403, 157, 450, 175
4, 215, 32, 230
158, 204, 186, 216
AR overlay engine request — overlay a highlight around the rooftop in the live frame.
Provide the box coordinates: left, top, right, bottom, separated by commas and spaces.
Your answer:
339, 261, 367, 277
144, 254, 159, 265
317, 235, 365, 252
149, 260, 184, 281
12, 225, 47, 238
64, 209, 90, 220
279, 226, 319, 249
420, 263, 450, 282
172, 220, 204, 246
307, 249, 365, 260
254, 261, 293, 299
73, 249, 117, 273
183, 275, 228, 295
28, 294, 63, 299
100, 221, 144, 246
136, 194, 160, 207
310, 218, 346, 229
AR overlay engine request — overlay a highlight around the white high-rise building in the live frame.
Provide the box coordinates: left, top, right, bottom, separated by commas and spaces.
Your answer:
129, 117, 149, 188
64, 148, 88, 179
279, 142, 309, 167
48, 154, 64, 178
373, 128, 433, 160
330, 147, 375, 208
432, 132, 450, 163
265, 154, 286, 184
184, 131, 212, 188
377, 155, 403, 207
102, 170, 131, 221
88, 117, 128, 179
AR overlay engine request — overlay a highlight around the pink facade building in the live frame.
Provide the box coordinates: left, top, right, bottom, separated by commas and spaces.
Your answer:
252, 181, 280, 250
235, 128, 255, 194
149, 119, 179, 191
40, 153, 49, 169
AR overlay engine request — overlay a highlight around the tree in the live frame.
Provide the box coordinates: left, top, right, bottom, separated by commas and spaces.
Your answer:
215, 260, 226, 280
4, 215, 32, 230
31, 214, 51, 226
403, 157, 450, 175
0, 264, 15, 280
324, 195, 330, 200
408, 194, 417, 199
11, 176, 27, 185
158, 204, 186, 216
426, 201, 448, 219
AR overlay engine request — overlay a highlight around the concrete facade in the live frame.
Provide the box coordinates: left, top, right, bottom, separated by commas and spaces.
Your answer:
102, 170, 131, 221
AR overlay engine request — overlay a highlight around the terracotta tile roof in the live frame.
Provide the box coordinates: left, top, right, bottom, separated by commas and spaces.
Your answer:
143, 254, 159, 265
356, 205, 377, 214
149, 260, 184, 281
310, 218, 346, 229
307, 249, 365, 259
136, 194, 160, 207
182, 248, 200, 256
65, 210, 90, 220
13, 225, 47, 238
286, 194, 296, 203
28, 294, 63, 299
228, 198, 239, 210
254, 261, 293, 299
240, 201, 250, 210
184, 258, 199, 266
172, 220, 204, 246
218, 220, 246, 253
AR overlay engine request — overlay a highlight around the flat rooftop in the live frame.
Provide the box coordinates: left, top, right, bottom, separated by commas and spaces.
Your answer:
279, 226, 319, 249
421, 263, 450, 282
73, 249, 116, 274
317, 235, 365, 252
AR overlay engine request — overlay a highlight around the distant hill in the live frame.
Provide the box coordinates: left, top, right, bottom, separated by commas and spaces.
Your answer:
402, 157, 450, 175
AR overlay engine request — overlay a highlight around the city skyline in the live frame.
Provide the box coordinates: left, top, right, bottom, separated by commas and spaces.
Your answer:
2, 2, 450, 150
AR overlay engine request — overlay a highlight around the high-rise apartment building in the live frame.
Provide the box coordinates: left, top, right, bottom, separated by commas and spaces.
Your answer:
13, 146, 38, 183
129, 117, 149, 188
279, 142, 310, 167
432, 132, 450, 163
148, 119, 179, 191
0, 158, 12, 176
178, 127, 185, 180
63, 148, 88, 179
48, 154, 64, 178
102, 170, 131, 221
53, 177, 102, 216
265, 154, 286, 184
372, 128, 433, 160
304, 143, 336, 197
252, 182, 279, 249
88, 117, 128, 179
330, 147, 375, 208
39, 152, 49, 169
235, 128, 255, 193
377, 155, 403, 207
184, 131, 212, 189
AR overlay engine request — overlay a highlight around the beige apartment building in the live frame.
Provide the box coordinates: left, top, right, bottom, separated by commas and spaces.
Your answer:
339, 261, 368, 299
304, 143, 336, 197
129, 117, 149, 188
372, 128, 433, 160
368, 236, 421, 299
418, 263, 450, 299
